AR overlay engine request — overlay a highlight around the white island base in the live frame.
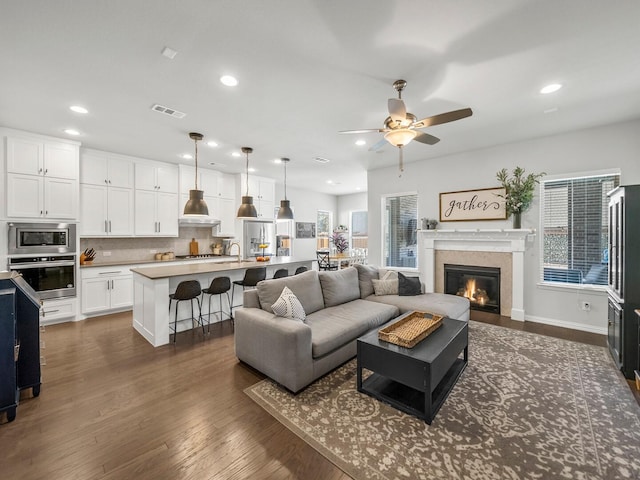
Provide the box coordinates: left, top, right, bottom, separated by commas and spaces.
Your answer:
132, 257, 314, 347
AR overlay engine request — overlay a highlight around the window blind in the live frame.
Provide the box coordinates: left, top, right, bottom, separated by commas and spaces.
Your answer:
384, 194, 417, 268
541, 173, 619, 286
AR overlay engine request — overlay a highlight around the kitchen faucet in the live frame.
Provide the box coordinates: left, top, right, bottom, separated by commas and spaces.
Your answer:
229, 242, 241, 263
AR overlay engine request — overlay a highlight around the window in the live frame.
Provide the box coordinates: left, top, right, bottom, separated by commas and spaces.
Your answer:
350, 210, 368, 250
383, 193, 417, 268
541, 173, 619, 286
317, 210, 331, 250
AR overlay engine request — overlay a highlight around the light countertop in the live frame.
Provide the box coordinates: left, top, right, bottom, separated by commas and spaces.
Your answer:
131, 256, 314, 280
79, 256, 237, 269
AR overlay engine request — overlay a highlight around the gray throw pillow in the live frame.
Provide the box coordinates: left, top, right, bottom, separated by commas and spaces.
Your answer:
353, 264, 379, 298
318, 267, 360, 307
398, 272, 421, 296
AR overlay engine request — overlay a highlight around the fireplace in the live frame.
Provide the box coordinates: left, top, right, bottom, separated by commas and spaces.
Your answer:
444, 264, 501, 314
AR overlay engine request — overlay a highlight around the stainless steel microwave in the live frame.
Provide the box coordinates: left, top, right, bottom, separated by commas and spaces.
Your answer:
8, 222, 77, 255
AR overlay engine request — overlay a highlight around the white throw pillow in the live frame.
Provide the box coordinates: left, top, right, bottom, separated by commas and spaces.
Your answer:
371, 278, 399, 296
271, 286, 306, 321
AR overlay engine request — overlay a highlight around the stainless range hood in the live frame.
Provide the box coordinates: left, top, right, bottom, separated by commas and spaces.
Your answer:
178, 215, 221, 227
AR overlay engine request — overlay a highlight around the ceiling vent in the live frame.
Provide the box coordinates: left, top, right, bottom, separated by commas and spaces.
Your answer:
313, 156, 331, 164
151, 104, 186, 119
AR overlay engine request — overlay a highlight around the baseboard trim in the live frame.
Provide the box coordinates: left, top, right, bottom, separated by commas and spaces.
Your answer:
524, 314, 607, 335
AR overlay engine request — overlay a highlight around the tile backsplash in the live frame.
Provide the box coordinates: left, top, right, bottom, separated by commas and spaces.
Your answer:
79, 227, 230, 264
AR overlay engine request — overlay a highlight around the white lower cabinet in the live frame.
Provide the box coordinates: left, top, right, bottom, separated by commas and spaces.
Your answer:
41, 297, 77, 324
82, 266, 133, 315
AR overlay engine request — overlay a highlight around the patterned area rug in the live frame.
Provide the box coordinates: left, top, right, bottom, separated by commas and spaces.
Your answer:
245, 321, 640, 480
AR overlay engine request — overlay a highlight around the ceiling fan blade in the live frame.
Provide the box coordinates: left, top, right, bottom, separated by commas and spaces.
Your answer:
338, 128, 385, 134
368, 138, 388, 152
413, 108, 473, 128
388, 98, 406, 122
414, 131, 441, 145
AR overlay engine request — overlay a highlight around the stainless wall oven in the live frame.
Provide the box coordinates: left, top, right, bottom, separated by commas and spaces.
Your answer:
8, 222, 76, 255
7, 223, 77, 299
8, 255, 76, 299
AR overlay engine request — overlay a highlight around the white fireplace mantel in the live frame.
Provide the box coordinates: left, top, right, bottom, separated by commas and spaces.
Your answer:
418, 229, 535, 320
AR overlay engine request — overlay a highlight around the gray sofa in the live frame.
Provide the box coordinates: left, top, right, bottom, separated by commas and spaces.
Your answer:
234, 265, 469, 393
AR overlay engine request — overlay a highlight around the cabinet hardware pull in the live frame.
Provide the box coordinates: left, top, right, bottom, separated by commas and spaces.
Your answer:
45, 210, 48, 215
39, 168, 43, 173
105, 220, 108, 233
44, 169, 48, 174
109, 220, 112, 232
108, 179, 111, 184
105, 179, 108, 184
99, 271, 122, 275
43, 309, 60, 315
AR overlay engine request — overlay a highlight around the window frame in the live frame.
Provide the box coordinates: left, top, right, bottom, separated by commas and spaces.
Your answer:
538, 168, 620, 291
349, 209, 368, 251
380, 191, 419, 270
316, 209, 332, 251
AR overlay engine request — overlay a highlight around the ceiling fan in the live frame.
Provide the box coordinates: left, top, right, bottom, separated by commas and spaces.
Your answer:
339, 79, 473, 172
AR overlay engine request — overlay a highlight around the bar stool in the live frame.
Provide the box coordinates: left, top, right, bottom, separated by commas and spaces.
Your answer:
294, 266, 308, 275
169, 280, 205, 343
201, 276, 232, 330
273, 268, 289, 279
231, 266, 266, 314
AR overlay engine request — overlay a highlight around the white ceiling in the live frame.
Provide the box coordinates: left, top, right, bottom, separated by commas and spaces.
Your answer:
2, 1, 640, 195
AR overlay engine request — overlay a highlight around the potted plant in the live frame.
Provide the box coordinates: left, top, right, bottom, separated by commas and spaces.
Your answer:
330, 231, 349, 255
496, 166, 545, 228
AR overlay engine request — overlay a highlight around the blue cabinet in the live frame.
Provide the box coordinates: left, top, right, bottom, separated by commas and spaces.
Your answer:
0, 287, 18, 422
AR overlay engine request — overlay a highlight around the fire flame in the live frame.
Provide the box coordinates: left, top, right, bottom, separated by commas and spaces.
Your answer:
461, 278, 487, 305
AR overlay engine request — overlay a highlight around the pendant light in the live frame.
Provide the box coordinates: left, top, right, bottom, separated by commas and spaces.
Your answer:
183, 132, 209, 216
277, 158, 294, 220
237, 147, 258, 218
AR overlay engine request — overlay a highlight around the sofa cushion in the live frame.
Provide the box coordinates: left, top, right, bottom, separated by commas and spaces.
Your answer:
305, 299, 399, 358
353, 264, 379, 298
257, 270, 325, 315
318, 267, 360, 307
398, 272, 421, 296
271, 286, 306, 321
365, 292, 470, 321
372, 278, 399, 295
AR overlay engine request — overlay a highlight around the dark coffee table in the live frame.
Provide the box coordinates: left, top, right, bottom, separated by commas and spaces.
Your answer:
357, 314, 468, 424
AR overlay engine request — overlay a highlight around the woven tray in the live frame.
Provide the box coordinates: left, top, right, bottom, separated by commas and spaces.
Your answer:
378, 311, 444, 348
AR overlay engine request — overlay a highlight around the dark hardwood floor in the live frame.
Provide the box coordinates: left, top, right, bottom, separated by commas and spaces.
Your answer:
0, 310, 635, 479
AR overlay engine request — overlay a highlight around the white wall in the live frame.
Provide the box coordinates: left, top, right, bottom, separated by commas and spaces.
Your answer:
275, 184, 338, 259
368, 119, 640, 333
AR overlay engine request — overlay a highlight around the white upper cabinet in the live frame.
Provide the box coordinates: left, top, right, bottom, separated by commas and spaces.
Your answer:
136, 162, 178, 193
7, 137, 77, 179
5, 134, 79, 220
80, 150, 134, 189
243, 175, 275, 218
79, 149, 134, 236
179, 165, 221, 198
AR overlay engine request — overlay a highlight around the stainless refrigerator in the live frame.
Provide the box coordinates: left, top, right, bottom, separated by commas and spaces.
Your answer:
242, 220, 275, 259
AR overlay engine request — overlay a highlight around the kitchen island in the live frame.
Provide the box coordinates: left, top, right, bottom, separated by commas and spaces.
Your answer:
131, 257, 314, 347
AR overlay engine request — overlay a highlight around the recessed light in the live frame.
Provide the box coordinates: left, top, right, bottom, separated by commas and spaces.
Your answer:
326, 180, 333, 184
220, 75, 238, 87
355, 139, 366, 146
69, 105, 88, 114
355, 187, 361, 191
274, 158, 282, 164
206, 141, 218, 147
64, 129, 80, 136
231, 152, 241, 157
248, 167, 256, 173
181, 153, 193, 160
540, 83, 562, 94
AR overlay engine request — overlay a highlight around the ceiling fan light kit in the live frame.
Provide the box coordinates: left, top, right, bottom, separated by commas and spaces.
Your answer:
339, 79, 473, 173
183, 132, 209, 216
277, 157, 294, 220
237, 147, 258, 218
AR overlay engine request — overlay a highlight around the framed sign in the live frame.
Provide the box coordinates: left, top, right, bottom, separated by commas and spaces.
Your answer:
439, 187, 506, 222
295, 222, 316, 238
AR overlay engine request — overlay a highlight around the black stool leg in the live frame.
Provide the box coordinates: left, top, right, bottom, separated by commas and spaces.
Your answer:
173, 299, 179, 343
